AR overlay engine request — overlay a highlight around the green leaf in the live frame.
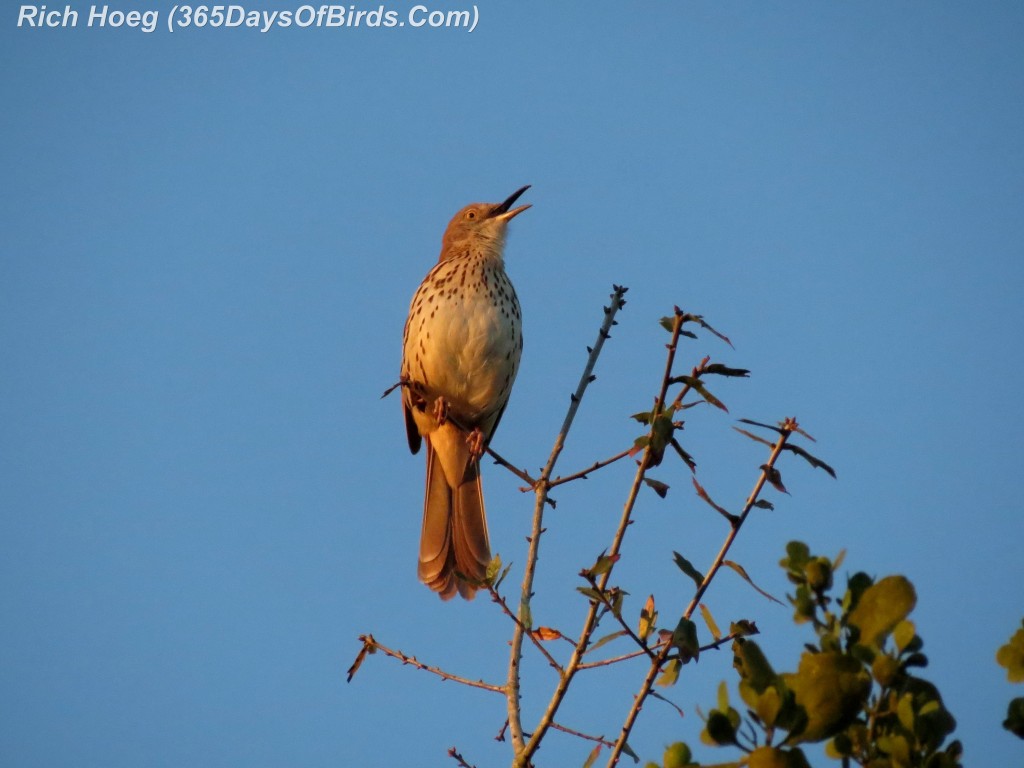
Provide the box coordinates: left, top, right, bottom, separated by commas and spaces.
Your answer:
692, 315, 734, 348
671, 617, 700, 663
717, 679, 730, 712
494, 562, 513, 591
704, 710, 737, 745
703, 363, 750, 378
897, 692, 915, 731
588, 551, 620, 576
738, 417, 784, 435
782, 651, 872, 743
662, 742, 692, 768
893, 619, 916, 654
847, 575, 917, 646
588, 630, 627, 654
644, 477, 670, 498
762, 465, 788, 494
638, 594, 657, 643
723, 559, 782, 604
782, 541, 811, 570
692, 477, 732, 519
699, 603, 721, 640
1003, 696, 1024, 738
679, 375, 729, 412
753, 499, 775, 510
783, 442, 837, 478
631, 410, 653, 425
996, 623, 1024, 683
751, 685, 783, 728
734, 426, 775, 447
656, 658, 682, 687
577, 586, 603, 602
485, 554, 503, 582
730, 619, 758, 637
673, 551, 705, 590
519, 599, 533, 631
620, 741, 640, 763
670, 439, 697, 473
732, 638, 777, 693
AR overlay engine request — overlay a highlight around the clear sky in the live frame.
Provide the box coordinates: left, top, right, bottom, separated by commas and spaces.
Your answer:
2, 2, 1022, 766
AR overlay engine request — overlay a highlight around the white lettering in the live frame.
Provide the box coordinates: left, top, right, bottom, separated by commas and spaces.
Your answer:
18, 5, 79, 27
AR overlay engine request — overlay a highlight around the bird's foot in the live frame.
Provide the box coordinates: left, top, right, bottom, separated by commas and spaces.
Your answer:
431, 396, 449, 426
466, 427, 486, 460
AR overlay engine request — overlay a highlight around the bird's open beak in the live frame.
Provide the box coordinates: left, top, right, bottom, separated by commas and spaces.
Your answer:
490, 185, 532, 221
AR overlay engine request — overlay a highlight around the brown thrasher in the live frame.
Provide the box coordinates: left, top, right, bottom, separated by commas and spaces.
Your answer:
400, 185, 530, 599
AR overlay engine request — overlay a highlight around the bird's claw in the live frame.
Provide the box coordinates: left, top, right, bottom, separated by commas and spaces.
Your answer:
466, 428, 486, 460
432, 396, 449, 426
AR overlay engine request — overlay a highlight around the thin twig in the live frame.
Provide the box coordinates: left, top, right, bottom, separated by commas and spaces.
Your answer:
487, 586, 564, 673
606, 421, 795, 766
514, 308, 685, 768
577, 625, 757, 670
486, 445, 537, 487
507, 286, 628, 758
357, 635, 505, 694
447, 747, 477, 768
583, 575, 656, 660
549, 448, 633, 488
668, 355, 711, 411
551, 721, 616, 747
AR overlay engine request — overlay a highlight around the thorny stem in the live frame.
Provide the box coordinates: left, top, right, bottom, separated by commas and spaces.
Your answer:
606, 420, 797, 767
584, 576, 656, 661
507, 286, 628, 758
550, 721, 616, 747
447, 747, 477, 768
355, 635, 505, 694
548, 448, 632, 488
513, 309, 687, 768
577, 626, 758, 671
487, 586, 563, 673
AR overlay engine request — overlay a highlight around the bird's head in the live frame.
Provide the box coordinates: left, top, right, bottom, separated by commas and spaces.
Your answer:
440, 185, 531, 259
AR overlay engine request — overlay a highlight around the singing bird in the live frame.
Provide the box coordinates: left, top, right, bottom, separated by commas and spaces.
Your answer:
400, 186, 530, 599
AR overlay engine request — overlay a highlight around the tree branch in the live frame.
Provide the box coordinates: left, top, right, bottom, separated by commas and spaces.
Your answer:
514, 308, 686, 767
507, 285, 629, 757
606, 420, 796, 766
355, 634, 505, 694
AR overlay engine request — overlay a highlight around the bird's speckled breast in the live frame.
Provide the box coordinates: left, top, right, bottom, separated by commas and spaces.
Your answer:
402, 251, 522, 424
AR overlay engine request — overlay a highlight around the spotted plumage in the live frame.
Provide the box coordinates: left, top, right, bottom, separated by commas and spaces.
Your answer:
400, 186, 530, 600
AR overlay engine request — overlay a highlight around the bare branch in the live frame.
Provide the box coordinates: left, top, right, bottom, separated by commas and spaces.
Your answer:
487, 586, 564, 673
514, 307, 686, 768
551, 721, 616, 747
582, 574, 656, 660
607, 420, 796, 766
447, 747, 477, 768
549, 448, 633, 488
355, 634, 505, 694
507, 285, 629, 756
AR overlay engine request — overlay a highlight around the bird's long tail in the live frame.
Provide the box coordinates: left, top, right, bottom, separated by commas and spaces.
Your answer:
418, 442, 491, 600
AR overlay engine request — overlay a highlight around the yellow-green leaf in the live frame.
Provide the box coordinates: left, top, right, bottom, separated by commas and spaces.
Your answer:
848, 575, 917, 646
997, 624, 1024, 683
638, 594, 657, 643
700, 603, 721, 640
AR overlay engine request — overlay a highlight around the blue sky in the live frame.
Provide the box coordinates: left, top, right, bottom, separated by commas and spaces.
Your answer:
2, 2, 1022, 766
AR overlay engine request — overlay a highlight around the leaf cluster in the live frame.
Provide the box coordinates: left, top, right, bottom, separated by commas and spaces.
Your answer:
997, 620, 1024, 738
649, 542, 962, 768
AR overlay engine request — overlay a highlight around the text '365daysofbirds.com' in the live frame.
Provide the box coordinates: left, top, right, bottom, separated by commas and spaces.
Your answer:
14, 4, 481, 33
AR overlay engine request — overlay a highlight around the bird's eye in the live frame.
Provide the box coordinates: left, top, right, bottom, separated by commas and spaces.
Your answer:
465, 210, 477, 220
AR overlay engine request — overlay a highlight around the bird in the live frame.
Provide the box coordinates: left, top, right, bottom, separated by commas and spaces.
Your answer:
400, 185, 530, 600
